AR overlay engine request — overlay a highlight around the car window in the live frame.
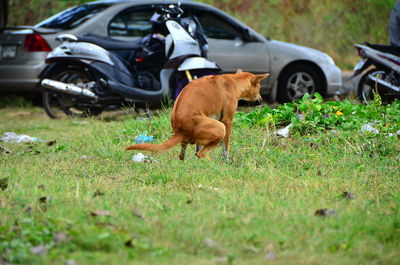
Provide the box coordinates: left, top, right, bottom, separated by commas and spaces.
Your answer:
109, 8, 154, 37
36, 3, 110, 30
108, 5, 244, 40
184, 9, 243, 40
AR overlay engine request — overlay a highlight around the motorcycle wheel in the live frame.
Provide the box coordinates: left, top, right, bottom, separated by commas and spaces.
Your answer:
42, 68, 103, 119
357, 68, 393, 104
278, 64, 323, 103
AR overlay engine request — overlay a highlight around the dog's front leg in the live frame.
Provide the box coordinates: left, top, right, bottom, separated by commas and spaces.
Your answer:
221, 119, 232, 160
221, 142, 229, 159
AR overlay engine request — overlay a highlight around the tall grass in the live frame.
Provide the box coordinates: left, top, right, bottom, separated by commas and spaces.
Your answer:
8, 0, 397, 69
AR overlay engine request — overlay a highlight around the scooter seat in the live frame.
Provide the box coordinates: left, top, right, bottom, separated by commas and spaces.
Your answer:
366, 43, 400, 57
77, 33, 141, 50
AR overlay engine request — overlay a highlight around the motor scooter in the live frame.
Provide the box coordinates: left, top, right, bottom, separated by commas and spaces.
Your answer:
39, 4, 220, 118
352, 42, 400, 103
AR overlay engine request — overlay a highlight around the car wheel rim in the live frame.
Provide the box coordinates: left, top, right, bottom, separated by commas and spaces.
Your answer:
287, 72, 315, 100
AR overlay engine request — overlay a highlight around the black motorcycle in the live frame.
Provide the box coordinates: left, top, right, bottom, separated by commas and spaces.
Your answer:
352, 42, 400, 104
39, 4, 220, 118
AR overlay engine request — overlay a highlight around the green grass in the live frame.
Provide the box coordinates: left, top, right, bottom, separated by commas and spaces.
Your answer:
0, 104, 399, 264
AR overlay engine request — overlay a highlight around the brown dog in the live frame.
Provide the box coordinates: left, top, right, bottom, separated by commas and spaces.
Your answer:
125, 69, 269, 160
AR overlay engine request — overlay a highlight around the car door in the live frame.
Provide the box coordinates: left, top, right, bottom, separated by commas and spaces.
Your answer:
185, 8, 270, 75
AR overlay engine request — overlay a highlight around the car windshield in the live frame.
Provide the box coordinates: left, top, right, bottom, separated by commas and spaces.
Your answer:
35, 3, 111, 29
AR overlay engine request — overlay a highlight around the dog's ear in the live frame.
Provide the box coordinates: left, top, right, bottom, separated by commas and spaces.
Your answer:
236, 69, 243, 74
256, 73, 269, 81
252, 73, 269, 84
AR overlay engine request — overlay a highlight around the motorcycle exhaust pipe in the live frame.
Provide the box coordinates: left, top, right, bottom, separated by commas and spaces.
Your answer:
368, 74, 400, 92
41, 79, 98, 98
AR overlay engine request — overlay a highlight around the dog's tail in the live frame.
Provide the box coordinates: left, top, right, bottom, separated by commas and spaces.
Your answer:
125, 134, 183, 153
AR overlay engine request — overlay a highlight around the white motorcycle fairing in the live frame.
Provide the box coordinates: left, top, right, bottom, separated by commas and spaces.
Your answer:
178, 57, 219, 71
164, 20, 220, 71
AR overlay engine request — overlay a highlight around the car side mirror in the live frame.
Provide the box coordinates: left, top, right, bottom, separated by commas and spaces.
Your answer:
243, 28, 255, 42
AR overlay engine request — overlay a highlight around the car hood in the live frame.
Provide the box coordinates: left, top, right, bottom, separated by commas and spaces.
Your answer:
267, 39, 333, 65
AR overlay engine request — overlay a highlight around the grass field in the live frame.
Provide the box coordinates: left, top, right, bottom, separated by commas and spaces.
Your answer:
0, 102, 399, 265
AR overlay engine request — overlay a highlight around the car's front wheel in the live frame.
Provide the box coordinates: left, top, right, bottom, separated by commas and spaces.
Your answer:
278, 64, 323, 102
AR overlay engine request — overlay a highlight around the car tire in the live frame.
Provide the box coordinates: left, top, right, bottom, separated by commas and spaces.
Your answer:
278, 64, 323, 103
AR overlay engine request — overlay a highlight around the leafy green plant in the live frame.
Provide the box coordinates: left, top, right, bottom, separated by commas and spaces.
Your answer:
235, 93, 400, 136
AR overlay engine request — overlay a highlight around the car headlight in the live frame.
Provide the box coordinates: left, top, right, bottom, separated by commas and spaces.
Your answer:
324, 54, 336, 66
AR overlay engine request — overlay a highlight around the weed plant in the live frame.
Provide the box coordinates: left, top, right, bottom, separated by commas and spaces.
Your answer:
236, 93, 400, 136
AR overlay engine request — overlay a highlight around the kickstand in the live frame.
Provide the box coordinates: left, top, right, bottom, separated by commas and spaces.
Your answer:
144, 107, 153, 119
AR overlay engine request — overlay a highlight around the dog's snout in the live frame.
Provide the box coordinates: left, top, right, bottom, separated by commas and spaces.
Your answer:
255, 97, 263, 105
254, 94, 263, 105
248, 95, 263, 106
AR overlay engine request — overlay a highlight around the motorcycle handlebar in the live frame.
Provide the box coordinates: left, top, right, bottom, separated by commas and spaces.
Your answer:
155, 4, 184, 20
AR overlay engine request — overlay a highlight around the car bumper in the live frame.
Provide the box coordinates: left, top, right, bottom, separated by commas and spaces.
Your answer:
322, 63, 342, 96
0, 55, 47, 93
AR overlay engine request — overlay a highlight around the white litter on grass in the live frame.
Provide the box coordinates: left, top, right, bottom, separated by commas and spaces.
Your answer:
72, 121, 89, 125
388, 130, 400, 138
0, 132, 41, 143
132, 152, 158, 163
132, 153, 147, 162
276, 124, 293, 138
198, 184, 220, 192
361, 123, 380, 134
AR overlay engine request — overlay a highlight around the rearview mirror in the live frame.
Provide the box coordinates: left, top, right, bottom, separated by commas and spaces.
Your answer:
243, 29, 256, 42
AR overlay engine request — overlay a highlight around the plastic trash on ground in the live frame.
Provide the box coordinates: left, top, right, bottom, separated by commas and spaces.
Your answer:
276, 124, 293, 138
132, 152, 158, 163
388, 130, 400, 138
1, 132, 41, 143
132, 153, 146, 162
72, 121, 89, 125
134, 134, 154, 144
361, 123, 380, 134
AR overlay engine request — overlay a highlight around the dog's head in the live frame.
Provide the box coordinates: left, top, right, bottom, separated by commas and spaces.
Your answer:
236, 69, 269, 103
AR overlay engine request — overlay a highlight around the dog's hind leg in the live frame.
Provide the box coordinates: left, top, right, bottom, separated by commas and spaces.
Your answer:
194, 120, 226, 159
196, 146, 213, 160
195, 145, 203, 158
179, 143, 188, 160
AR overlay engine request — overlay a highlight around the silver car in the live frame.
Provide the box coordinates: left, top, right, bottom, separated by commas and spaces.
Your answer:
0, 0, 342, 102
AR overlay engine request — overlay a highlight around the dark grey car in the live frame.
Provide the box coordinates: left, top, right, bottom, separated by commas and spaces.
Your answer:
0, 0, 342, 102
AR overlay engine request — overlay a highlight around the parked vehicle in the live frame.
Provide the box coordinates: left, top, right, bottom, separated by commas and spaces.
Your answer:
352, 43, 400, 103
0, 0, 342, 103
39, 3, 219, 118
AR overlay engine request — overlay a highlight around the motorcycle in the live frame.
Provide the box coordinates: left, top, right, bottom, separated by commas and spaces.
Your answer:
38, 4, 220, 118
352, 42, 400, 104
